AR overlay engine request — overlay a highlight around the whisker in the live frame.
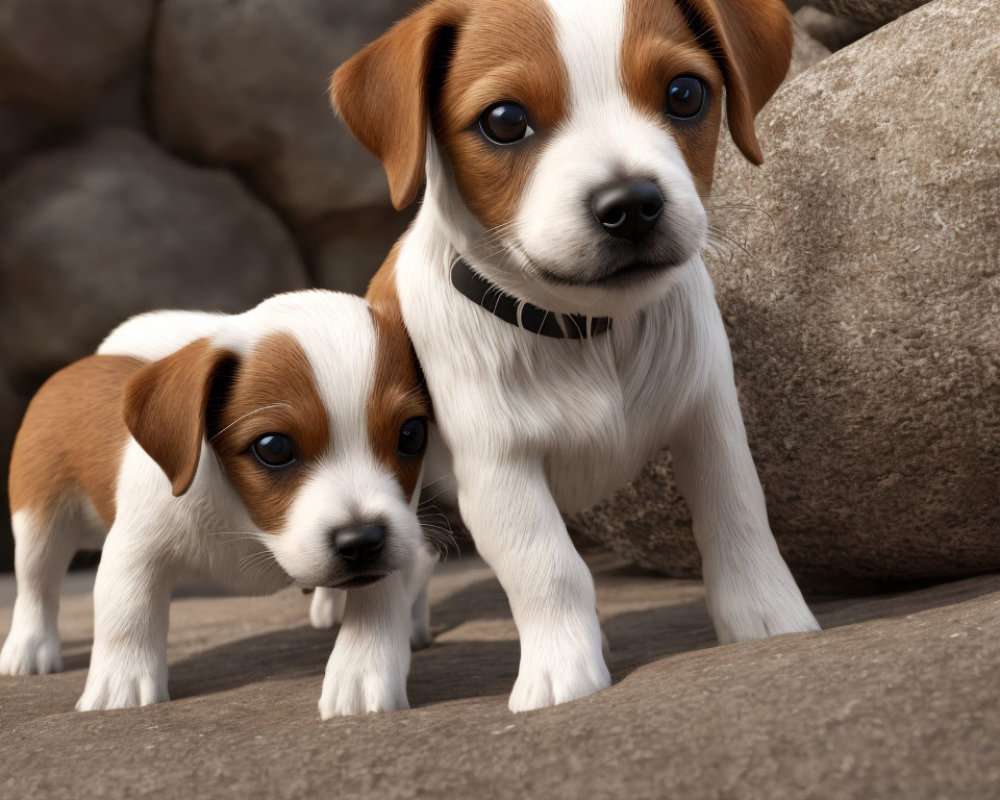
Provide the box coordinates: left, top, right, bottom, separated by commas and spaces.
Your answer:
210, 403, 294, 442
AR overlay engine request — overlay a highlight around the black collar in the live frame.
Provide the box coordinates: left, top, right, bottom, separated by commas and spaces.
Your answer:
450, 258, 612, 340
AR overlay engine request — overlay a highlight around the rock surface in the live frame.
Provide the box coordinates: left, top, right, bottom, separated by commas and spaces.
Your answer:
1, 555, 998, 799
806, 0, 932, 26
574, 0, 1000, 589
0, 379, 25, 573
152, 0, 418, 230
0, 0, 154, 118
794, 6, 877, 52
788, 23, 832, 78
0, 130, 308, 394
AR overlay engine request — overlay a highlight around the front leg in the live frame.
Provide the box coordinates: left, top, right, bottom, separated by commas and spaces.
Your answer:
318, 572, 411, 719
671, 373, 820, 644
455, 457, 610, 712
76, 526, 174, 711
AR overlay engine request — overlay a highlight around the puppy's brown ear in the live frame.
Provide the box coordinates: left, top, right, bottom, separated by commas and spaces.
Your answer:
330, 0, 468, 210
682, 0, 793, 164
123, 338, 237, 497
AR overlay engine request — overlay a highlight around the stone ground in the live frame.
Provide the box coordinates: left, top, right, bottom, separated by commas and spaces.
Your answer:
1, 552, 998, 799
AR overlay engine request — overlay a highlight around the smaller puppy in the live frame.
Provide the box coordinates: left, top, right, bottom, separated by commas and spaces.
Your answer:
0, 290, 432, 718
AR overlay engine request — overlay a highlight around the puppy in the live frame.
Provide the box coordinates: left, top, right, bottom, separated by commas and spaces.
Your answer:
0, 290, 432, 718
333, 0, 820, 712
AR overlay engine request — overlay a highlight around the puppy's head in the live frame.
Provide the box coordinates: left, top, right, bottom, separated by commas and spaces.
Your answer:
333, 0, 791, 316
122, 291, 430, 589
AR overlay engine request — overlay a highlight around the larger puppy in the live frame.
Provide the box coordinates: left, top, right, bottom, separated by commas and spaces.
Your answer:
334, 0, 820, 712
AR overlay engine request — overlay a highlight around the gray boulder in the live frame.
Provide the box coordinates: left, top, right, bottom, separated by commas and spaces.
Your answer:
806, 0, 932, 26
794, 7, 877, 52
0, 129, 308, 394
788, 23, 832, 78
0, 378, 26, 571
0, 0, 154, 118
152, 0, 419, 230
574, 0, 1000, 590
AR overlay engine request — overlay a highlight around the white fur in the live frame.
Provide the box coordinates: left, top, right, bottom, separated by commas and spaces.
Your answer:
5, 291, 426, 718
390, 0, 818, 712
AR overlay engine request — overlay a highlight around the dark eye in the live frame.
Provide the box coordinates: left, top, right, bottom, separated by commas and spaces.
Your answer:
666, 76, 706, 120
251, 433, 296, 469
397, 418, 427, 459
479, 102, 535, 145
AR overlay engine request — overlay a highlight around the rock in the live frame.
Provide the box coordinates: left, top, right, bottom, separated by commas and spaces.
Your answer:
152, 0, 418, 231
788, 24, 832, 79
574, 0, 1000, 590
3, 558, 1000, 798
307, 206, 416, 297
0, 379, 26, 571
0, 106, 51, 171
0, 0, 154, 118
0, 130, 309, 395
805, 0, 932, 26
794, 7, 877, 51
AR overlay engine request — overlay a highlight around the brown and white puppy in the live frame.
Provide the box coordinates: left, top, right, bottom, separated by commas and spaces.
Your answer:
333, 0, 820, 713
0, 290, 433, 718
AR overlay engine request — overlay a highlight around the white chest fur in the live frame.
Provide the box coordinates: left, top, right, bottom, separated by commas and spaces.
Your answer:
395, 217, 729, 512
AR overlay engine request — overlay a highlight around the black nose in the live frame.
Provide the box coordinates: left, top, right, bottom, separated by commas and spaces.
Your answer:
592, 180, 664, 242
332, 524, 386, 564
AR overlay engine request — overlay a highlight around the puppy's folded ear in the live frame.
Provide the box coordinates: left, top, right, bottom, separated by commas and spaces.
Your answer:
681, 0, 793, 164
330, 0, 468, 210
123, 339, 237, 497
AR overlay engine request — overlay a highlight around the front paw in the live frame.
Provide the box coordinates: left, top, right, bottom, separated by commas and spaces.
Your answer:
310, 588, 345, 630
508, 634, 610, 713
0, 625, 62, 676
709, 580, 820, 644
318, 657, 409, 719
76, 655, 169, 711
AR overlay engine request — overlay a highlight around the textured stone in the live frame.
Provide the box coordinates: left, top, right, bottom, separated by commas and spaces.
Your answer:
794, 6, 878, 51
0, 0, 154, 118
307, 205, 416, 296
152, 0, 418, 231
0, 379, 26, 571
806, 0, 932, 26
788, 23, 832, 79
0, 130, 308, 394
2, 556, 999, 799
574, 0, 1000, 589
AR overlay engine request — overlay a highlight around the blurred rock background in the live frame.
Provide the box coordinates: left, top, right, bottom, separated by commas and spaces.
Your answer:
2, 0, 990, 583
0, 0, 421, 570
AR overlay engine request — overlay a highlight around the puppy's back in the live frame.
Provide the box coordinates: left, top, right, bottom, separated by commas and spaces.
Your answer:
10, 355, 145, 530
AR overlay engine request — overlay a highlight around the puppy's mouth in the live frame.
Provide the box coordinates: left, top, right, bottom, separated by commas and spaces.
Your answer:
536, 259, 676, 289
325, 573, 388, 589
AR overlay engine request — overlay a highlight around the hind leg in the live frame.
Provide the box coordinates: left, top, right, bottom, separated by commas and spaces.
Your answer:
0, 509, 79, 675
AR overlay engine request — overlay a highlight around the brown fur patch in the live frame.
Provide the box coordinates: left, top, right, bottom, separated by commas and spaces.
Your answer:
623, 0, 725, 194
434, 0, 567, 231
123, 339, 236, 497
665, 0, 793, 165
210, 333, 330, 533
331, 0, 469, 210
332, 0, 567, 227
9, 355, 145, 526
367, 246, 432, 501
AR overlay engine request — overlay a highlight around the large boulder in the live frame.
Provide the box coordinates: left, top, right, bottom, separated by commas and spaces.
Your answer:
0, 378, 26, 571
806, 0, 932, 26
0, 0, 154, 118
0, 129, 309, 395
794, 7, 877, 52
788, 24, 832, 78
151, 0, 418, 231
573, 0, 1000, 590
